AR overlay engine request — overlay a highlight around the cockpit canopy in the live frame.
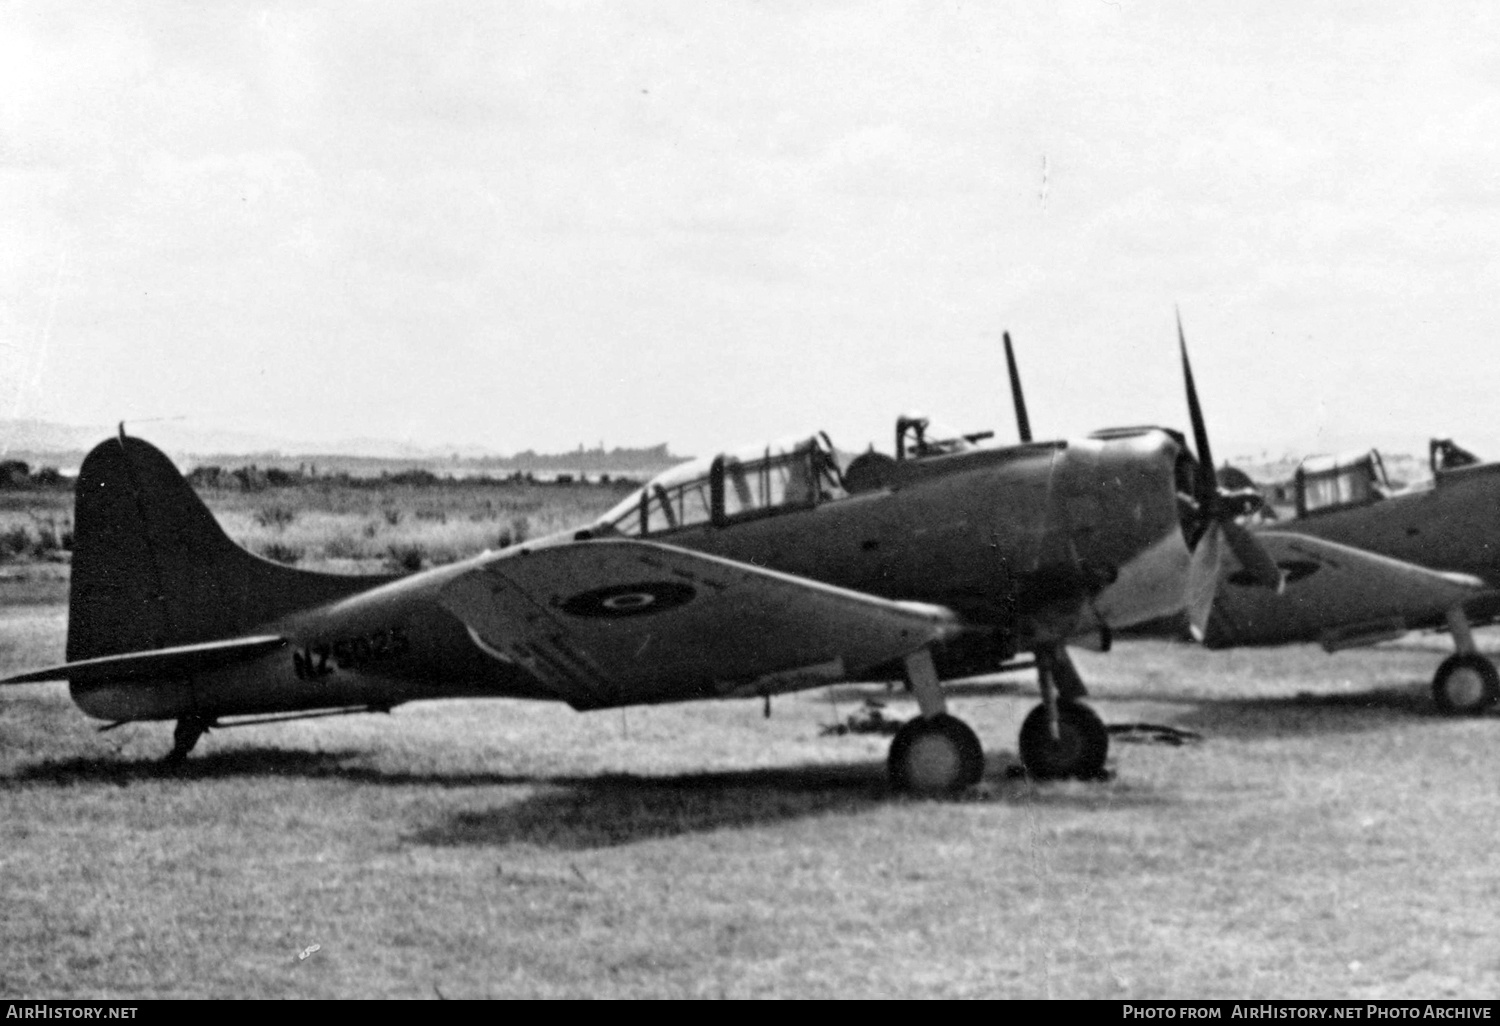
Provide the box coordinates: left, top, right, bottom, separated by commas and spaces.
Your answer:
597, 434, 846, 537
1294, 450, 1390, 516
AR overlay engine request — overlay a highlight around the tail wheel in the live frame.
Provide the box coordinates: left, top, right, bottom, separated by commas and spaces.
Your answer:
1432, 654, 1500, 715
887, 713, 984, 796
1018, 701, 1109, 781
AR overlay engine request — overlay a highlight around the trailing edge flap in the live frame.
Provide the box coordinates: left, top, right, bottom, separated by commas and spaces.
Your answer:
437, 539, 961, 708
1, 636, 287, 685
1201, 531, 1488, 649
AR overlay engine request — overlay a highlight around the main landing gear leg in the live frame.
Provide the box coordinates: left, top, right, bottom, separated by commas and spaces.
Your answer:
164, 716, 211, 766
1017, 646, 1109, 781
887, 648, 984, 796
1432, 606, 1500, 715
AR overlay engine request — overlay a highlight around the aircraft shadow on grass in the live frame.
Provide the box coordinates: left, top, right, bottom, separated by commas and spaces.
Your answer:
10, 748, 1167, 848
409, 763, 898, 850
1167, 680, 1483, 740
7, 747, 629, 788
13, 747, 386, 785
408, 762, 1168, 851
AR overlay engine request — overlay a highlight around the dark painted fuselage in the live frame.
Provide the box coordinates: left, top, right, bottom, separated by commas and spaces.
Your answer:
1269, 462, 1500, 590
577, 429, 1193, 659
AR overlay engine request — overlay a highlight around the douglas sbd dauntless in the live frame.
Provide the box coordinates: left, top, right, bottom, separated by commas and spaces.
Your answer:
5, 324, 1290, 793
1198, 436, 1500, 716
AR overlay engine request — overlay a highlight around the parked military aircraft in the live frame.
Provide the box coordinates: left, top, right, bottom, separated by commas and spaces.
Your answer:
996, 318, 1500, 720
1, 333, 1281, 793
1199, 436, 1500, 715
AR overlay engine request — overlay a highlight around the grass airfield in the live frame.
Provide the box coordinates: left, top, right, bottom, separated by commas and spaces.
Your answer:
3, 575, 1499, 998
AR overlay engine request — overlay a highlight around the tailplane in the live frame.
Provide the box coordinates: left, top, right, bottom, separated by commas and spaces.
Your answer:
66, 433, 389, 662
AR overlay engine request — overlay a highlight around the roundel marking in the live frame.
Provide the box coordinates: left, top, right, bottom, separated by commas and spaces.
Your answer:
559, 581, 697, 618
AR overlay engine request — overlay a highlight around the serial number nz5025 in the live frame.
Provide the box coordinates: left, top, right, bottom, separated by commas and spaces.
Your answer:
292, 625, 411, 680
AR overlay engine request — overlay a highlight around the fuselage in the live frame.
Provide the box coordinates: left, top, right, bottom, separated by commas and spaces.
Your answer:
564, 427, 1194, 660
69, 559, 558, 721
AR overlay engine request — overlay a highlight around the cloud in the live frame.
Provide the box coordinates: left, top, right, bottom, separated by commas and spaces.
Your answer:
4, 2, 1500, 456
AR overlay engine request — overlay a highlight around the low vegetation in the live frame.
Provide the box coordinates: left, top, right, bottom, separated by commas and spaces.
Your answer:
0, 470, 633, 572
0, 463, 74, 563
210, 478, 624, 570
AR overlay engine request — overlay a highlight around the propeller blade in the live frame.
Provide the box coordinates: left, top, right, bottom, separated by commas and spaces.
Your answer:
1185, 520, 1283, 642
1185, 521, 1227, 641
1222, 520, 1285, 593
1003, 331, 1033, 444
1172, 311, 1282, 625
1177, 309, 1217, 507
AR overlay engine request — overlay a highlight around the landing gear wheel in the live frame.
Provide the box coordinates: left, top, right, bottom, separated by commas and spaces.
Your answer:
164, 717, 210, 766
887, 713, 984, 796
1432, 654, 1500, 715
1018, 701, 1109, 781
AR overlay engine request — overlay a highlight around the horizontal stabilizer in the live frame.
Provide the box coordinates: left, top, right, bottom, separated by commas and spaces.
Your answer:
439, 539, 962, 708
1201, 531, 1488, 649
1, 635, 287, 685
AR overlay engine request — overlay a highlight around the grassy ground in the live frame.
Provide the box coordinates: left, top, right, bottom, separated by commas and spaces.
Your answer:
2, 588, 1498, 998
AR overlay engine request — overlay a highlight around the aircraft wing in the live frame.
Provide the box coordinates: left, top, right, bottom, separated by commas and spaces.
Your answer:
437, 539, 962, 708
1200, 530, 1490, 651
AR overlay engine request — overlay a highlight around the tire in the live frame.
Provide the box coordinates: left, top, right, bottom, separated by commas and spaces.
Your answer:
1432, 653, 1500, 715
887, 713, 985, 796
1018, 701, 1109, 781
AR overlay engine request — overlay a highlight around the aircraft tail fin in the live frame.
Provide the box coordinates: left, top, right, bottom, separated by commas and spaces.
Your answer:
66, 433, 389, 662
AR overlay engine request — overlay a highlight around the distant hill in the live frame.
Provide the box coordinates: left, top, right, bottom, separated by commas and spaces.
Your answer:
0, 419, 114, 456
203, 445, 690, 482
0, 419, 690, 480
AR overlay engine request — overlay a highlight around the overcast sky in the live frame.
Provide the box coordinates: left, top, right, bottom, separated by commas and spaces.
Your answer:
3, 1, 1498, 459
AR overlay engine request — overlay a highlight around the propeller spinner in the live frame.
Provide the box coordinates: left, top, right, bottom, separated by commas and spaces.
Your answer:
1176, 311, 1284, 636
